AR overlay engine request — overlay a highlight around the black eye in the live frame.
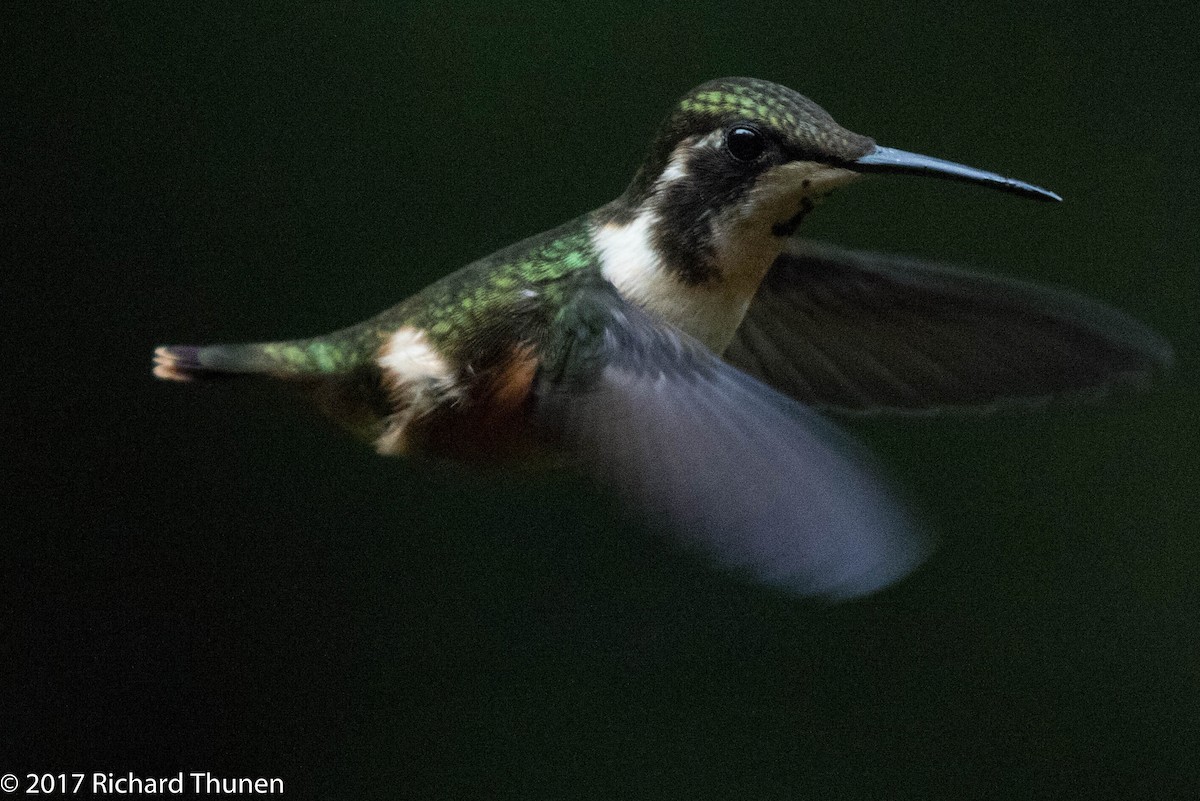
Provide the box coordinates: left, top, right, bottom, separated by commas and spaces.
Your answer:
726, 125, 765, 162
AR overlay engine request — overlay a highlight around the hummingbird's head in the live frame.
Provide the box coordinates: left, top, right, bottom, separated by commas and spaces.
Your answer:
609, 77, 873, 286
604, 77, 1059, 289
628, 77, 875, 216
594, 77, 1059, 352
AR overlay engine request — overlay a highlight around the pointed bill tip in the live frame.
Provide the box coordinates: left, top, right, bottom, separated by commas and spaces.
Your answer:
852, 145, 1062, 203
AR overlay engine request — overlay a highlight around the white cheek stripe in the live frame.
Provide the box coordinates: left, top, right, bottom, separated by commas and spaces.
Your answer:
596, 209, 663, 294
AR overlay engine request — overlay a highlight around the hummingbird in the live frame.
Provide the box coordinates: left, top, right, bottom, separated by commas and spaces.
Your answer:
153, 77, 1171, 600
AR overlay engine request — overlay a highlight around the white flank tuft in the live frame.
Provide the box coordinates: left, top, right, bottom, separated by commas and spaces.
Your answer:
375, 327, 462, 455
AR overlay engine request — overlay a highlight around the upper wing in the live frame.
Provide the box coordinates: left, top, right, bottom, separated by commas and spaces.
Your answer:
723, 239, 1174, 414
534, 281, 927, 600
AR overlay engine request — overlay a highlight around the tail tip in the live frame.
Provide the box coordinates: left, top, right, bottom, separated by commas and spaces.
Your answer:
153, 345, 204, 382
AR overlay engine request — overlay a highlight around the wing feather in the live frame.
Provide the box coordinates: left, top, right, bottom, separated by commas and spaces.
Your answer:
535, 283, 927, 599
723, 240, 1173, 414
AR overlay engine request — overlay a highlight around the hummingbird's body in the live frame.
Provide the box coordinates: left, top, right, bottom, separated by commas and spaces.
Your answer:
155, 78, 1171, 599
219, 218, 602, 460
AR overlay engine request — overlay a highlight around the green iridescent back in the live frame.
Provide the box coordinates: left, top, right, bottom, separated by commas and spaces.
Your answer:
240, 216, 601, 383
396, 218, 599, 356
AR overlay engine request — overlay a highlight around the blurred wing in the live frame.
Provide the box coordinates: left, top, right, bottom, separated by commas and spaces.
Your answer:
534, 282, 927, 600
723, 239, 1174, 414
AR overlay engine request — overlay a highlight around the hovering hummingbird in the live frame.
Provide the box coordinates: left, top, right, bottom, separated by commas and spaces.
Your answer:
154, 77, 1170, 600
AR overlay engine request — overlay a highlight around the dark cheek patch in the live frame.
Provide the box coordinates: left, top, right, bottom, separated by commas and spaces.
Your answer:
651, 147, 775, 285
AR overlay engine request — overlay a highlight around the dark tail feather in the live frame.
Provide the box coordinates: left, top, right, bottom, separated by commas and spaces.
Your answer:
153, 344, 273, 382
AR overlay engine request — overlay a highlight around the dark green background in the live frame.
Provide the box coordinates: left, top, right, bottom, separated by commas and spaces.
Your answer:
6, 3, 1197, 799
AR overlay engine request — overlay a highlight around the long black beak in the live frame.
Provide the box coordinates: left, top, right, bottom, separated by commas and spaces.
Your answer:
851, 145, 1062, 203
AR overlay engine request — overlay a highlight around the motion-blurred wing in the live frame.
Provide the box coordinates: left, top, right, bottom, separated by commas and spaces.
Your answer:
535, 282, 927, 600
723, 239, 1173, 414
